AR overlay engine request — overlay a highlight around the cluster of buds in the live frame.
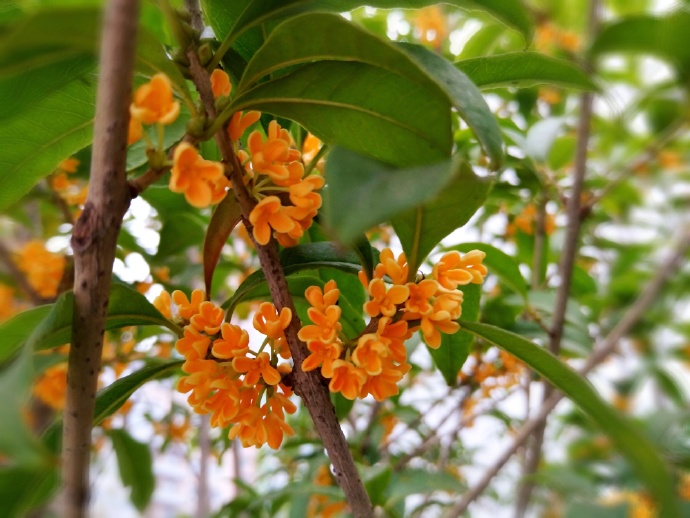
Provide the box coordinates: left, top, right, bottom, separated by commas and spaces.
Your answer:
155, 289, 296, 448
300, 248, 487, 401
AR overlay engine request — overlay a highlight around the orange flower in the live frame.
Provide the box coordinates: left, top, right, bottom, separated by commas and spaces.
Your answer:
33, 363, 68, 409
228, 111, 261, 141
190, 300, 224, 334
246, 120, 301, 182
405, 279, 438, 315
352, 333, 388, 376
360, 359, 410, 401
374, 248, 409, 285
210, 69, 231, 98
127, 116, 143, 145
153, 290, 172, 319
377, 317, 410, 364
432, 250, 487, 289
233, 351, 282, 386
212, 323, 250, 359
58, 157, 79, 173
301, 340, 342, 378
130, 73, 180, 125
175, 325, 211, 360
0, 285, 18, 322
364, 278, 409, 318
305, 280, 340, 313
298, 305, 343, 344
329, 360, 368, 400
288, 175, 325, 211
172, 289, 205, 320
15, 240, 65, 298
253, 302, 291, 340
205, 378, 242, 427
248, 196, 296, 245
170, 142, 228, 208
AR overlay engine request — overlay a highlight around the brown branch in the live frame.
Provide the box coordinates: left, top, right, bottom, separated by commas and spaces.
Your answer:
445, 229, 690, 517
59, 0, 140, 516
183, 21, 373, 518
514, 2, 601, 515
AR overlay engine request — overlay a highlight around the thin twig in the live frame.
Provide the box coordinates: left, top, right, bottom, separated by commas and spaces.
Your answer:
445, 229, 690, 517
514, 3, 601, 514
59, 0, 140, 515
182, 7, 373, 515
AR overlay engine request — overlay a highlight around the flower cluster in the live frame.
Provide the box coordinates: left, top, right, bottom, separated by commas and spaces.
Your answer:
162, 289, 296, 448
14, 240, 66, 299
301, 248, 487, 401
236, 119, 324, 247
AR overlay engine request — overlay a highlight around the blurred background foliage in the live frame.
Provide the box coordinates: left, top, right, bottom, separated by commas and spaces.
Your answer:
1, 0, 690, 516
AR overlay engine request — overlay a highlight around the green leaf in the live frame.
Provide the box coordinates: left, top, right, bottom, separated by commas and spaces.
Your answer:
459, 321, 680, 517
331, 392, 355, 421
428, 284, 481, 386
238, 13, 447, 95
155, 212, 207, 260
222, 242, 364, 314
396, 43, 504, 168
322, 147, 460, 244
203, 194, 243, 297
392, 163, 493, 275
227, 60, 452, 167
205, 0, 532, 64
591, 11, 690, 77
26, 284, 181, 353
387, 468, 464, 504
109, 428, 155, 512
0, 466, 59, 518
0, 75, 96, 212
362, 464, 392, 507
0, 305, 52, 364
0, 348, 50, 467
456, 52, 596, 91
451, 242, 528, 297
0, 55, 96, 121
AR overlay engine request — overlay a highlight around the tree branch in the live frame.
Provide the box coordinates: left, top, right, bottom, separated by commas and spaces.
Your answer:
60, 0, 140, 516
183, 13, 373, 516
445, 228, 690, 517
514, 3, 601, 515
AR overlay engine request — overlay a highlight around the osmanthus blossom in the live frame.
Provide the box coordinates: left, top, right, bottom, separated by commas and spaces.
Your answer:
130, 73, 180, 125
170, 142, 229, 208
168, 289, 296, 449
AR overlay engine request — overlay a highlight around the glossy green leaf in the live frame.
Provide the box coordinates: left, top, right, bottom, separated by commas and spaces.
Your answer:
204, 0, 533, 64
0, 6, 190, 97
0, 55, 95, 121
331, 392, 355, 421
109, 428, 155, 511
322, 147, 460, 244
155, 212, 207, 260
428, 284, 481, 386
222, 242, 364, 314
591, 11, 690, 77
451, 242, 528, 297
25, 284, 181, 353
392, 163, 493, 276
238, 13, 447, 96
459, 320, 679, 517
456, 52, 596, 91
0, 305, 51, 364
203, 194, 243, 297
397, 43, 504, 168
0, 76, 96, 212
227, 60, 452, 167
